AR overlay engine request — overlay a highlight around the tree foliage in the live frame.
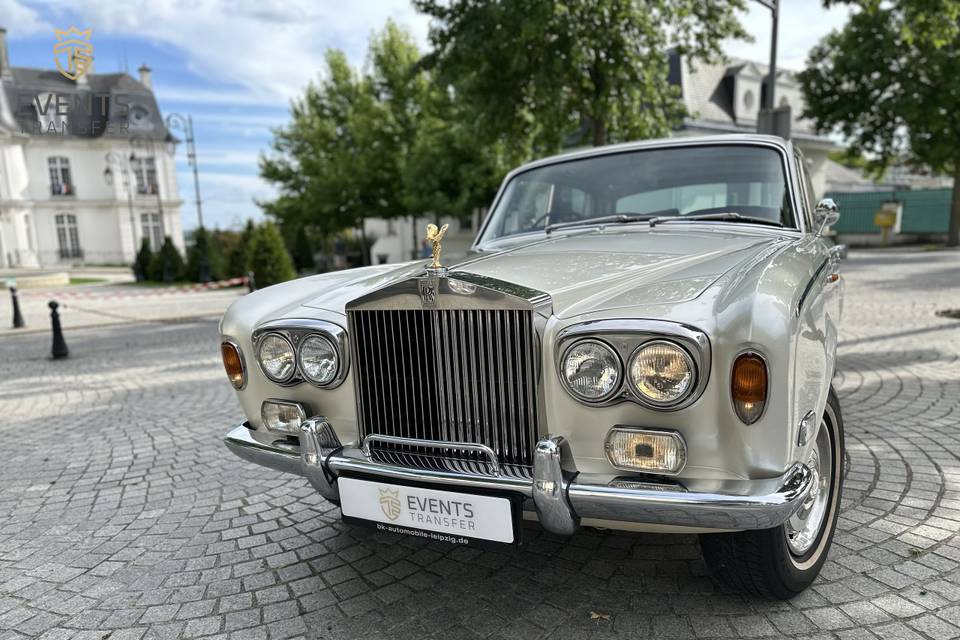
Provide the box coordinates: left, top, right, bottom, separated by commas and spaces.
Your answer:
133, 237, 152, 282
414, 0, 749, 150
185, 227, 227, 282
259, 21, 526, 247
260, 25, 422, 245
247, 222, 296, 288
148, 237, 185, 283
800, 0, 960, 245
226, 220, 255, 277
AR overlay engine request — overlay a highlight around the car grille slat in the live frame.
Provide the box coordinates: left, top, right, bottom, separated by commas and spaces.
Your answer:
350, 308, 539, 474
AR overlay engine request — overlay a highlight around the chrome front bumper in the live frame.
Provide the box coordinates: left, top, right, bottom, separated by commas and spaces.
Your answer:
224, 421, 813, 534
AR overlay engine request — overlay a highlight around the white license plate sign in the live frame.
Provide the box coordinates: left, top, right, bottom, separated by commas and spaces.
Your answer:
339, 477, 515, 544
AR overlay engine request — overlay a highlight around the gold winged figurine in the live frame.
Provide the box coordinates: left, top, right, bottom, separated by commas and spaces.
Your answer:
425, 223, 449, 269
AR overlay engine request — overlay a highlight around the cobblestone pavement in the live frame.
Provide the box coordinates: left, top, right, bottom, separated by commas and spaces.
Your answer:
1, 249, 959, 640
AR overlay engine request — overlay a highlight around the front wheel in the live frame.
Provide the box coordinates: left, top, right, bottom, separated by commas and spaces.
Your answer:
700, 387, 844, 599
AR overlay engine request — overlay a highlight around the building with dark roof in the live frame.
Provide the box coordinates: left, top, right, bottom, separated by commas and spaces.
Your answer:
668, 51, 835, 199
0, 27, 183, 268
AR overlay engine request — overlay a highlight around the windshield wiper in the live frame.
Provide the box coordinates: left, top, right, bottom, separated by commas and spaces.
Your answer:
648, 212, 784, 228
544, 210, 674, 234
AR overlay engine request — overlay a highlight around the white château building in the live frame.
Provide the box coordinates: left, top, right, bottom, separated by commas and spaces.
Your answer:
0, 27, 183, 269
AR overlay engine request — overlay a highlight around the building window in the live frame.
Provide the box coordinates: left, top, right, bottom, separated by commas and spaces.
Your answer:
55, 213, 82, 259
132, 156, 159, 195
49, 157, 73, 196
141, 212, 163, 250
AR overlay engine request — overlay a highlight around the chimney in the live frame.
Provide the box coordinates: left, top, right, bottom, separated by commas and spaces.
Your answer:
77, 56, 92, 85
0, 28, 10, 77
138, 64, 152, 89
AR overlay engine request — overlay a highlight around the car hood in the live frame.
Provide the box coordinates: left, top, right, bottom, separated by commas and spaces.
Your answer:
302, 226, 790, 319
452, 227, 787, 317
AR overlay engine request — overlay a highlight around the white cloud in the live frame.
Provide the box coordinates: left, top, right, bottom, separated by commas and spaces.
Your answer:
177, 170, 272, 230
0, 0, 50, 35
34, 0, 430, 101
725, 0, 853, 71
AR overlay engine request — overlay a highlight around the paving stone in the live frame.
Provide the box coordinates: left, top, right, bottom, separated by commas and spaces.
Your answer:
1, 250, 960, 639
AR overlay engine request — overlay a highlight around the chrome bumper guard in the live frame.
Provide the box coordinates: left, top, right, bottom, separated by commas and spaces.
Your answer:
224, 421, 813, 534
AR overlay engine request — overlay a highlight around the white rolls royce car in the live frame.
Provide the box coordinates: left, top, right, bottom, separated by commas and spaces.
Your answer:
219, 135, 845, 598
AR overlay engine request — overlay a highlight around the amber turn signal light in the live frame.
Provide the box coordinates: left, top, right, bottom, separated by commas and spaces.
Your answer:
732, 353, 767, 424
221, 341, 245, 389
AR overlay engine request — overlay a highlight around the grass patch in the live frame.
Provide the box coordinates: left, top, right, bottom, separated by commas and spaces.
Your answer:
68, 277, 107, 285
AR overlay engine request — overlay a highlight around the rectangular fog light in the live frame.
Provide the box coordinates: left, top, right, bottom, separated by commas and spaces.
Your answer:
261, 399, 307, 436
604, 427, 686, 474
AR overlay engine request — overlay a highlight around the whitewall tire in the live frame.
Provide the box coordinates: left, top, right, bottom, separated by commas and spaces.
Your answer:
700, 386, 845, 599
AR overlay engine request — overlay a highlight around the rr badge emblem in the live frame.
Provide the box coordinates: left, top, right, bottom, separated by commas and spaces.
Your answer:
418, 278, 438, 308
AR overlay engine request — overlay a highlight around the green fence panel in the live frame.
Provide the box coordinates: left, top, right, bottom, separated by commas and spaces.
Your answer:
824, 191, 894, 234
897, 188, 952, 233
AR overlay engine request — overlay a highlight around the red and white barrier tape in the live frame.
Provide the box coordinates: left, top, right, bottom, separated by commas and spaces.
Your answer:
20, 276, 248, 299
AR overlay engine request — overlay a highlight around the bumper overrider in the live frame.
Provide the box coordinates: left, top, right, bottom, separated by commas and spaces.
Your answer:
224, 419, 813, 534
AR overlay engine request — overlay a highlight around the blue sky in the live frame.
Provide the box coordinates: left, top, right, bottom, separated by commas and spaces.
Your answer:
2, 0, 850, 232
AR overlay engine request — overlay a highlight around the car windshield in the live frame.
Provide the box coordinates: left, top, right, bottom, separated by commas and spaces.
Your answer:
479, 144, 795, 241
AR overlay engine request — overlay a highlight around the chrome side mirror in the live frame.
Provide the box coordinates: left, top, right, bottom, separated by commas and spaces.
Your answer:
814, 198, 840, 236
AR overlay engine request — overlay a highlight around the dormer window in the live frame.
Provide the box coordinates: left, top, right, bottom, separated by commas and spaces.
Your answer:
49, 156, 74, 196
132, 156, 159, 195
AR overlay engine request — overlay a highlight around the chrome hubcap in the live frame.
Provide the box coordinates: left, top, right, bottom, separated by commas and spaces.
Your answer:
785, 417, 832, 556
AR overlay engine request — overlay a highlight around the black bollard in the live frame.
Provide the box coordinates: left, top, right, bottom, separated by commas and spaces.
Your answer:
49, 300, 69, 359
10, 286, 24, 329
247, 271, 256, 293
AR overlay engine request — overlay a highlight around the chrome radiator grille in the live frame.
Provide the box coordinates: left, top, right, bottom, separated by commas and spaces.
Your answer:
349, 308, 540, 474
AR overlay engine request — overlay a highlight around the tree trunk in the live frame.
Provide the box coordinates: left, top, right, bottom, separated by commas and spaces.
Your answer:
949, 163, 960, 247
359, 217, 369, 266
592, 118, 607, 147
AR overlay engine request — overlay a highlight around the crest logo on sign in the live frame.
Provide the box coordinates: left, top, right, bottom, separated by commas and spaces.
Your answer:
378, 488, 401, 521
53, 27, 94, 81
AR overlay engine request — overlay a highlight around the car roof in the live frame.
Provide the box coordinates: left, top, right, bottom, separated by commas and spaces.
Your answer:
509, 134, 793, 177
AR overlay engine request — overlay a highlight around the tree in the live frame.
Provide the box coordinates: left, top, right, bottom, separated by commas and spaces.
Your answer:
260, 23, 427, 262
148, 237, 184, 283
133, 237, 152, 282
186, 227, 225, 282
414, 0, 749, 152
292, 225, 315, 273
226, 220, 255, 277
799, 1, 960, 246
247, 222, 296, 288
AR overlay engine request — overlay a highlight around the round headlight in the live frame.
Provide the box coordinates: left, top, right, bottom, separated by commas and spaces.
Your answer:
257, 333, 296, 382
298, 334, 338, 385
629, 341, 695, 406
561, 340, 621, 401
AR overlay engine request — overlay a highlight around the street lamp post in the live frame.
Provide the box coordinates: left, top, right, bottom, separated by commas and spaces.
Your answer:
166, 113, 209, 282
754, 0, 785, 137
104, 151, 140, 280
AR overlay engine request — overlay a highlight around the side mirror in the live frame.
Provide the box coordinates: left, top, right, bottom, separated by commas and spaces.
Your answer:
814, 198, 840, 236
